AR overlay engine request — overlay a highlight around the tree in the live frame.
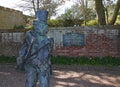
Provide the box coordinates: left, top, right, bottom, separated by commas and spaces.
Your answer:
73, 0, 96, 26
57, 9, 76, 27
17, 0, 65, 19
102, 0, 114, 24
95, 0, 106, 25
94, 0, 120, 25
57, 3, 94, 27
109, 0, 120, 25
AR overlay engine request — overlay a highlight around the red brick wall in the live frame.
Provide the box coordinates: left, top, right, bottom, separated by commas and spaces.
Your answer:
0, 26, 120, 57
52, 28, 120, 57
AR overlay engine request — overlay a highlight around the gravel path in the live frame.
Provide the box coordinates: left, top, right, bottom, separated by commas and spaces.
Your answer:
0, 64, 120, 87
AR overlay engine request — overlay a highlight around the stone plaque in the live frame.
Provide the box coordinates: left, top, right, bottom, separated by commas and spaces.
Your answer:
63, 33, 85, 46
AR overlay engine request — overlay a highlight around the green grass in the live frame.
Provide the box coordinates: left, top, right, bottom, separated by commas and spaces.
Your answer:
51, 56, 120, 66
0, 55, 120, 66
0, 55, 16, 64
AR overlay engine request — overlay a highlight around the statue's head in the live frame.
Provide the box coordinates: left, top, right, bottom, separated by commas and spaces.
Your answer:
33, 10, 48, 35
33, 20, 48, 35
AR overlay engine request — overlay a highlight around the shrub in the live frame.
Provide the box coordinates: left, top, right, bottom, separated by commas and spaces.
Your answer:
48, 19, 63, 27
87, 20, 98, 26
14, 25, 24, 29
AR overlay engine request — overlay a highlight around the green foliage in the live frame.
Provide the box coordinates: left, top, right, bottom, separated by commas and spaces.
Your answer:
25, 25, 34, 30
0, 55, 16, 64
51, 56, 120, 66
48, 19, 63, 27
0, 55, 120, 66
14, 25, 24, 29
115, 20, 120, 25
63, 19, 75, 27
56, 3, 96, 27
87, 19, 98, 26
48, 19, 84, 27
115, 15, 120, 25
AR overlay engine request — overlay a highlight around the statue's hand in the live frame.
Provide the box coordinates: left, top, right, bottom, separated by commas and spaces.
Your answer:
16, 56, 25, 71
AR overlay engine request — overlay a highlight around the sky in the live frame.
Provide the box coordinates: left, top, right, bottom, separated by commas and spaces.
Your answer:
0, 0, 21, 9
0, 0, 73, 16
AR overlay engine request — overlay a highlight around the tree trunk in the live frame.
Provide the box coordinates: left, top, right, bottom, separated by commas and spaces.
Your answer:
32, 0, 37, 17
95, 0, 106, 25
37, 0, 39, 11
109, 0, 120, 25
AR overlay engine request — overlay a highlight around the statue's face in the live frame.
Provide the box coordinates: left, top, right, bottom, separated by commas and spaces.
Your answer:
33, 20, 48, 35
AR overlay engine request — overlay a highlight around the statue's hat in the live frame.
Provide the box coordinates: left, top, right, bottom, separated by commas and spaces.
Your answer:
36, 10, 48, 23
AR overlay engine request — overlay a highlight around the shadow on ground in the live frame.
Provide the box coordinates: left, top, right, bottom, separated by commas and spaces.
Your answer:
0, 64, 120, 87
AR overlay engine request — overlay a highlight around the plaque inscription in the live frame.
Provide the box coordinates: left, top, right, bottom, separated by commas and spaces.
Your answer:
63, 33, 85, 46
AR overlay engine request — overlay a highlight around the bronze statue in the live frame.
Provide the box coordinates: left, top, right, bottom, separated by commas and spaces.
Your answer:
16, 10, 54, 87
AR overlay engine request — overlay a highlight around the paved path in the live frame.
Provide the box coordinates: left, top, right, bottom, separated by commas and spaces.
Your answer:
0, 64, 120, 87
